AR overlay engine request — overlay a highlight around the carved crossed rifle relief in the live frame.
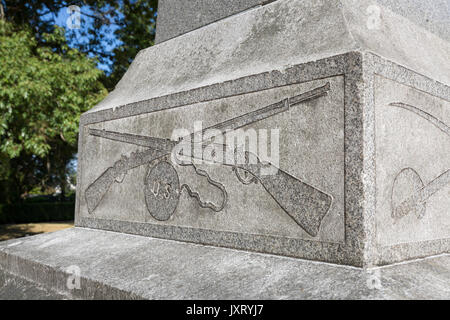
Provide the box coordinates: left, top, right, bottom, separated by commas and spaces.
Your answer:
85, 83, 334, 237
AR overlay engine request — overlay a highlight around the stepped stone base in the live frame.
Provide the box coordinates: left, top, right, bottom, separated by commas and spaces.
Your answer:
0, 228, 449, 300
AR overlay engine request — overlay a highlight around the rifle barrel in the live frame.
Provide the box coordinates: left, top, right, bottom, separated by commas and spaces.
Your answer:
197, 82, 331, 137
88, 82, 331, 151
289, 82, 330, 107
89, 128, 177, 152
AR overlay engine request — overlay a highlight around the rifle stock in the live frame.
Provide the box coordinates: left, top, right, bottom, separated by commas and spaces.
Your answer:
258, 168, 332, 237
213, 147, 333, 237
85, 148, 168, 214
85, 167, 118, 214
176, 152, 332, 236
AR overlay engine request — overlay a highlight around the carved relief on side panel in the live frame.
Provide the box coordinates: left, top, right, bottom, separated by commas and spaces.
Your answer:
375, 76, 450, 246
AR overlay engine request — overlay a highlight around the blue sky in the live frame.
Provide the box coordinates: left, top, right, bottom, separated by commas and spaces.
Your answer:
43, 5, 122, 73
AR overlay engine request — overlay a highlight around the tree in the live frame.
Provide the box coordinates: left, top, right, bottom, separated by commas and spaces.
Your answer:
1, 0, 158, 90
99, 0, 158, 90
0, 0, 157, 203
0, 20, 107, 202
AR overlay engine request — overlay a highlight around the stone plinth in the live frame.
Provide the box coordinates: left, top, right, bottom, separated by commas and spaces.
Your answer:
1, 228, 449, 299
75, 0, 450, 267
1, 0, 449, 300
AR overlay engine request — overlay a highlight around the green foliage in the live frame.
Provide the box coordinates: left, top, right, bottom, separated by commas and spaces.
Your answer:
0, 202, 74, 224
0, 0, 157, 204
2, 0, 158, 91
0, 20, 106, 158
0, 20, 106, 202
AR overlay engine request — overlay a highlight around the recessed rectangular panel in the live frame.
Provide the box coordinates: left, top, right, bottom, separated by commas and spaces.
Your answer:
375, 75, 450, 247
78, 76, 345, 243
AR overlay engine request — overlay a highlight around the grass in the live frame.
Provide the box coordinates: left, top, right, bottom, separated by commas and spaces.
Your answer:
0, 221, 74, 241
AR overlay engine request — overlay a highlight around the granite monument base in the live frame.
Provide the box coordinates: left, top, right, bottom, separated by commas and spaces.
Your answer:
1, 0, 449, 300
76, 52, 450, 267
1, 228, 449, 300
74, 0, 450, 267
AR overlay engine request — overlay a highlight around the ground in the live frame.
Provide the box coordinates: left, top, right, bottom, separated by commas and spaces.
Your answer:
0, 222, 74, 241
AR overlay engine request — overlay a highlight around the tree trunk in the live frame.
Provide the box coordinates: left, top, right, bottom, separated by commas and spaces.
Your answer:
59, 170, 66, 202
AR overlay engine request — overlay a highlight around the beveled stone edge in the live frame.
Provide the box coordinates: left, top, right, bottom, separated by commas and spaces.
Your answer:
0, 250, 144, 300
155, 0, 277, 44
378, 239, 450, 266
79, 52, 356, 126
76, 217, 359, 266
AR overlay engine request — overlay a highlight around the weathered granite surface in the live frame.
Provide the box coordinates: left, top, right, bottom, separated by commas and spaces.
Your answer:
2, 0, 448, 301
82, 76, 346, 243
155, 0, 450, 44
0, 228, 449, 300
0, 271, 70, 300
75, 0, 450, 268
155, 0, 272, 43
92, 0, 449, 114
76, 49, 449, 266
371, 0, 449, 42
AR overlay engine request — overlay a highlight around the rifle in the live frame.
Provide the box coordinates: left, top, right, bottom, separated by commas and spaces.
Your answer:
85, 83, 333, 237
